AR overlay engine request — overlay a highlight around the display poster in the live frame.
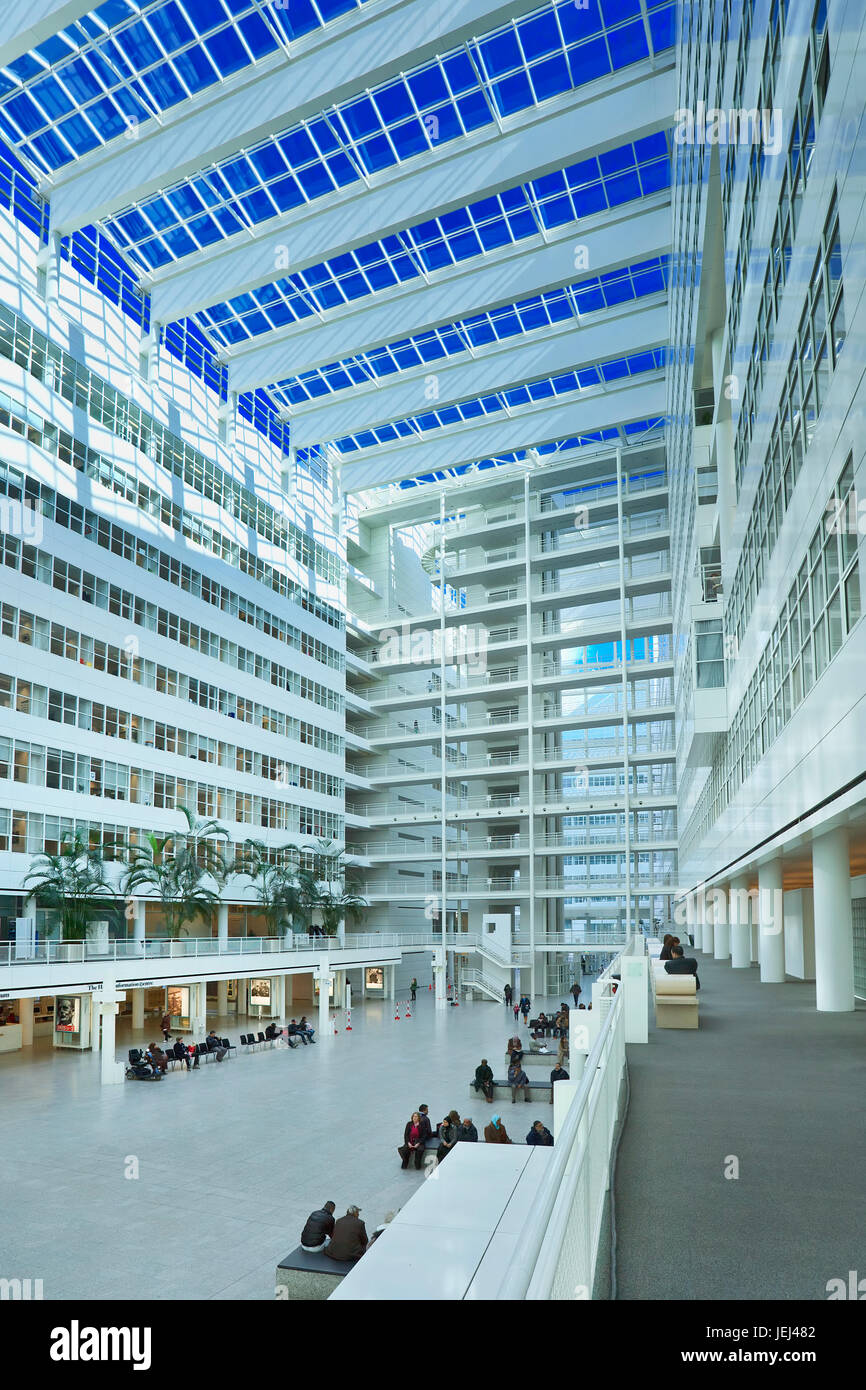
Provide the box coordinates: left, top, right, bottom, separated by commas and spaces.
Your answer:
167, 985, 190, 1018
365, 967, 384, 991
54, 996, 80, 1033
250, 978, 271, 1007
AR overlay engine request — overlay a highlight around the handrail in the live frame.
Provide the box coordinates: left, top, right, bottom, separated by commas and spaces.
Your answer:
498, 985, 625, 1300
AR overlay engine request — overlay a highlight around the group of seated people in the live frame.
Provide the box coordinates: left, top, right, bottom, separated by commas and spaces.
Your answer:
299, 1201, 392, 1262
528, 1006, 569, 1040
399, 1102, 553, 1162
481, 1115, 554, 1146
262, 1017, 316, 1045
659, 934, 701, 989
145, 1030, 229, 1073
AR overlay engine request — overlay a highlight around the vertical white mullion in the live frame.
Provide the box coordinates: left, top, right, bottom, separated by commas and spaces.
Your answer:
615, 448, 632, 943
439, 489, 448, 962
524, 469, 536, 992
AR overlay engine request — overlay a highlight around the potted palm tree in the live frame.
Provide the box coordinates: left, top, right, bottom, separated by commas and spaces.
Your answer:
299, 841, 368, 939
234, 839, 309, 942
121, 806, 228, 944
24, 831, 113, 959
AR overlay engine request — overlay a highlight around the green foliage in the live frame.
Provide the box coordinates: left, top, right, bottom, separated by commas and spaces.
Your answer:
24, 831, 113, 941
121, 806, 228, 939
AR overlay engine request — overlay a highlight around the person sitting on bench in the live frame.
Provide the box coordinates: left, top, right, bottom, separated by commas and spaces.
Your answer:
508, 1059, 531, 1103
300, 1200, 336, 1252
325, 1206, 368, 1263
526, 1120, 553, 1146
298, 1016, 316, 1044
147, 1043, 168, 1075
664, 943, 700, 989
172, 1038, 191, 1070
265, 1021, 282, 1041
474, 1058, 494, 1102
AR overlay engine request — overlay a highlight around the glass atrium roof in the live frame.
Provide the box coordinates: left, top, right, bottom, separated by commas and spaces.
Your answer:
198, 133, 671, 350
0, 0, 377, 175
270, 256, 669, 406
98, 0, 674, 271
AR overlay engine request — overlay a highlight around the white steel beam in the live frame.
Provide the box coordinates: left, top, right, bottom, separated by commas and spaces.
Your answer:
227, 201, 671, 393
0, 1, 92, 70
149, 67, 673, 325
290, 301, 668, 448
47, 0, 552, 230
338, 377, 667, 491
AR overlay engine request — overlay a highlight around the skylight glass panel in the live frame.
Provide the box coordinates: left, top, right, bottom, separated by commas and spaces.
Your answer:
97, 0, 674, 268
0, 0, 381, 174
194, 136, 671, 349
312, 347, 666, 456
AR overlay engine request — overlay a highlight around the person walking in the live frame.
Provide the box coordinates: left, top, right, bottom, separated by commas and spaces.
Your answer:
474, 1058, 494, 1102
520, 994, 531, 1024
580, 954, 587, 975
504, 983, 513, 1008
398, 1112, 426, 1170
160, 1012, 170, 1041
570, 982, 581, 1007
512, 1000, 520, 1027
410, 977, 418, 1002
484, 1114, 512, 1144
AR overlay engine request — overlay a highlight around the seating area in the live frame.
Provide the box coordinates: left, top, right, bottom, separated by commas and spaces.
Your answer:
468, 1077, 551, 1101
275, 1246, 358, 1301
651, 964, 699, 1029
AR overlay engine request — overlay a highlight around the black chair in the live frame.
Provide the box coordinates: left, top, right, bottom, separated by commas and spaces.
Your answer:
257, 1031, 266, 1045
240, 1033, 250, 1047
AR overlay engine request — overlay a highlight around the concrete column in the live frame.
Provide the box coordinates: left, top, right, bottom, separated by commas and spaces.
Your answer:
131, 899, 145, 953
316, 955, 332, 1040
98, 997, 126, 1086
284, 974, 294, 1009
216, 980, 229, 1015
729, 875, 752, 968
712, 885, 730, 961
388, 964, 395, 1001
333, 970, 346, 1008
685, 894, 698, 950
272, 975, 284, 1020
750, 917, 759, 962
433, 948, 447, 1010
19, 996, 33, 1047
191, 981, 207, 1035
131, 987, 145, 1030
699, 888, 714, 954
812, 827, 855, 1012
758, 858, 785, 983
217, 904, 229, 954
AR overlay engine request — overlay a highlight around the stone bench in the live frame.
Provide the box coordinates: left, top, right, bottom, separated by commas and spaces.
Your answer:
275, 1246, 359, 1300
468, 1079, 553, 1102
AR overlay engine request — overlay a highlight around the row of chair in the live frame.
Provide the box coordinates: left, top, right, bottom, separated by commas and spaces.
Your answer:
239, 1030, 295, 1051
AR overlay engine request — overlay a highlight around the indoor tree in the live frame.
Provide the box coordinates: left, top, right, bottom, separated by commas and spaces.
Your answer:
298, 840, 368, 938
234, 839, 309, 936
121, 806, 228, 939
23, 831, 113, 941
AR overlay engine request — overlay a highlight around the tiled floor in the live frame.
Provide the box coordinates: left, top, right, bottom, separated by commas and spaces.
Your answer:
0, 989, 575, 1301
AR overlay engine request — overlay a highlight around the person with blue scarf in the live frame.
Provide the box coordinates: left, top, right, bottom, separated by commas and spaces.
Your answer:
484, 1113, 512, 1144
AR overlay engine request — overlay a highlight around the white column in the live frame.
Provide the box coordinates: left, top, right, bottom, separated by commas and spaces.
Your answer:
18, 997, 33, 1047
758, 858, 785, 983
712, 885, 730, 961
812, 827, 855, 1012
191, 981, 207, 1035
388, 964, 396, 1001
699, 888, 713, 954
316, 955, 332, 1040
333, 970, 346, 1008
217, 903, 229, 953
98, 995, 126, 1086
271, 974, 283, 1020
216, 980, 229, 1015
131, 899, 145, 954
131, 987, 145, 1030
284, 974, 294, 1009
729, 875, 752, 968
685, 894, 699, 950
433, 948, 447, 1010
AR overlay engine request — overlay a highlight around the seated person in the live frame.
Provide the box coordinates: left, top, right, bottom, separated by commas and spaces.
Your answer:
531, 1012, 548, 1039
664, 943, 700, 989
147, 1043, 168, 1075
172, 1038, 191, 1070
298, 1016, 316, 1044
457, 1117, 478, 1142
526, 1120, 554, 1146
474, 1059, 494, 1101
507, 1060, 531, 1102
300, 1200, 336, 1252
264, 1021, 282, 1041
325, 1206, 368, 1263
436, 1111, 460, 1163
205, 1029, 222, 1051
506, 1036, 524, 1067
484, 1114, 512, 1144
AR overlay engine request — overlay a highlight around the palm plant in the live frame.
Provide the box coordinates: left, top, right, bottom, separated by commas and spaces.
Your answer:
299, 840, 368, 937
121, 806, 228, 939
234, 839, 308, 936
23, 831, 112, 940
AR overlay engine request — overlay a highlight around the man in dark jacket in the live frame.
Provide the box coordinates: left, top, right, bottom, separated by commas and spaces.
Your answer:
664, 943, 701, 990
325, 1206, 368, 1262
300, 1201, 336, 1252
549, 1061, 569, 1103
172, 1038, 191, 1070
526, 1120, 553, 1146
474, 1058, 494, 1102
457, 1117, 478, 1142
508, 1060, 531, 1103
417, 1105, 433, 1142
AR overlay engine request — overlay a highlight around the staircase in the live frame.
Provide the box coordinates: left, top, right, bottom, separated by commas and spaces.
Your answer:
461, 969, 505, 1002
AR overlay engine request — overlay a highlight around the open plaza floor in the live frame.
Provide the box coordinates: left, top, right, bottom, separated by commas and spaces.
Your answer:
0, 990, 567, 1301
